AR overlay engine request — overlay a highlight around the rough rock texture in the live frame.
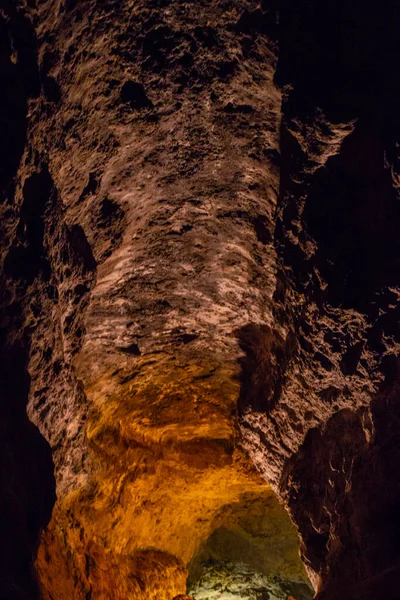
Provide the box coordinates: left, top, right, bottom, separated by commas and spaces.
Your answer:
239, 2, 400, 599
0, 3, 56, 598
2, 0, 285, 598
1, 0, 400, 600
30, 0, 284, 596
187, 492, 312, 599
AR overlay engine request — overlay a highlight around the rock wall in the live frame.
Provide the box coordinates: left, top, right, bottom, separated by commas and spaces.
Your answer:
0, 3, 56, 597
240, 2, 400, 599
1, 1, 399, 599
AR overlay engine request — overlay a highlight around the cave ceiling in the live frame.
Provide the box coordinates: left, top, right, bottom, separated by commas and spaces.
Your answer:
0, 1, 400, 600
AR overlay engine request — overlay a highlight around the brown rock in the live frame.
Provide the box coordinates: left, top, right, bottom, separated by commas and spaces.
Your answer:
1, 1, 400, 600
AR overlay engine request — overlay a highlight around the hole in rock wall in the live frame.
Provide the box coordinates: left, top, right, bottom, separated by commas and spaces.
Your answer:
186, 492, 313, 600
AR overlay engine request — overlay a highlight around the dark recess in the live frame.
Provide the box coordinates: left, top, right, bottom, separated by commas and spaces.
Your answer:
120, 80, 153, 109
272, 1, 400, 598
0, 2, 39, 201
0, 4, 56, 598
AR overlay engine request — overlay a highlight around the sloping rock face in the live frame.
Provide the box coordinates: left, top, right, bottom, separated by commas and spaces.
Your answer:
1, 0, 400, 599
240, 2, 400, 599
0, 3, 56, 598
30, 1, 283, 597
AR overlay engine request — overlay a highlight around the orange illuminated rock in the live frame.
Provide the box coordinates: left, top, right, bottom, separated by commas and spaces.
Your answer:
3, 1, 400, 600
25, 0, 285, 598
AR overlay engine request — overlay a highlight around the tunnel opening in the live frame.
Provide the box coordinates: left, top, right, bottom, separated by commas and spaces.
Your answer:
186, 491, 313, 600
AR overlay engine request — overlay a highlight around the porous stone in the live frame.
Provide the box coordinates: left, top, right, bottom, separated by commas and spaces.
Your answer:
1, 1, 400, 600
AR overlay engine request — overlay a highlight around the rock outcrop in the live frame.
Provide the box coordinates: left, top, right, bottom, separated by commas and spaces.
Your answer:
240, 2, 400, 599
1, 1, 400, 599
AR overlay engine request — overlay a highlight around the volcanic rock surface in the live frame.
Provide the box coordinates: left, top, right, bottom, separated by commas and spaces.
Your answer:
1, 0, 400, 599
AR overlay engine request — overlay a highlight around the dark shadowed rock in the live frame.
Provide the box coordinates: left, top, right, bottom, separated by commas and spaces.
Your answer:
0, 1, 400, 600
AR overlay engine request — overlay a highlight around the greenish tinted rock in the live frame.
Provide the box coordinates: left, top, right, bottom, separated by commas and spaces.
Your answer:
187, 494, 313, 600
188, 560, 313, 600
